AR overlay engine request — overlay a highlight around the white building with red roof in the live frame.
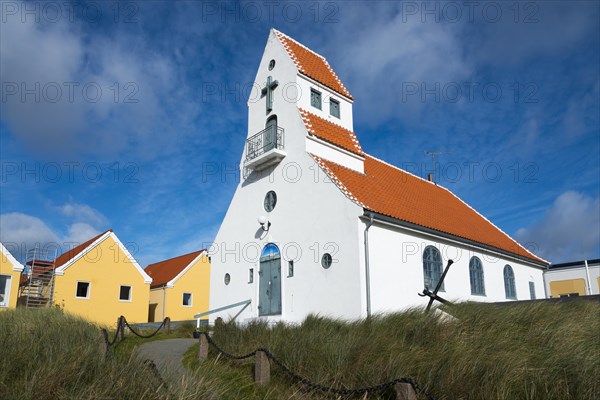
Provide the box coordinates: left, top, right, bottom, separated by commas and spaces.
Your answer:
207, 29, 548, 323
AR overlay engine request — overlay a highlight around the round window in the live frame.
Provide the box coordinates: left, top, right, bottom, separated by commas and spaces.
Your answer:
321, 253, 333, 269
268, 59, 276, 70
224, 273, 231, 285
264, 191, 277, 212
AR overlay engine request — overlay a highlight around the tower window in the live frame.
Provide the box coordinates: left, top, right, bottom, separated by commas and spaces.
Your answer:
330, 99, 340, 118
311, 89, 322, 110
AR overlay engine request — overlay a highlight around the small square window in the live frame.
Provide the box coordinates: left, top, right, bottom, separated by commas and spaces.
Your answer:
310, 89, 322, 110
248, 268, 254, 283
76, 282, 90, 299
182, 293, 192, 307
288, 261, 294, 277
330, 99, 340, 118
119, 285, 132, 301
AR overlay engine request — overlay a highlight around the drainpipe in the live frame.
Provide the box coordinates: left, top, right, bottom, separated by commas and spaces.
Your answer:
584, 260, 592, 295
364, 213, 374, 318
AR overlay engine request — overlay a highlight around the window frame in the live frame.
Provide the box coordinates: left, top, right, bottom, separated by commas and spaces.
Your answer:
330, 98, 340, 118
469, 256, 486, 296
75, 281, 91, 299
528, 281, 536, 300
310, 88, 322, 110
182, 292, 193, 307
503, 265, 517, 299
248, 268, 254, 284
422, 246, 444, 292
0, 274, 12, 308
119, 285, 132, 302
288, 260, 294, 277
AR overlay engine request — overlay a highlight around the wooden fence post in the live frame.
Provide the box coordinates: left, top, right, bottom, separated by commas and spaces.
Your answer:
98, 332, 108, 361
254, 350, 270, 385
198, 333, 208, 361
394, 383, 417, 400
165, 317, 171, 334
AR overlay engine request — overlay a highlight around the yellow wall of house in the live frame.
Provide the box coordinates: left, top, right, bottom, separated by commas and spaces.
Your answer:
549, 279, 586, 297
149, 288, 166, 322
150, 254, 210, 322
0, 252, 22, 310
53, 235, 150, 326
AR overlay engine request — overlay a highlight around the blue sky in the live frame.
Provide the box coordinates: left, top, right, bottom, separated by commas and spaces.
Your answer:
1, 0, 599, 266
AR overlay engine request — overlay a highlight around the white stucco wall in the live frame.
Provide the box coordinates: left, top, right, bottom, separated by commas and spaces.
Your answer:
364, 220, 547, 313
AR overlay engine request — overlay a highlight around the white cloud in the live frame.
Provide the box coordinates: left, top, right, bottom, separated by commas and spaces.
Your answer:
0, 212, 59, 261
0, 202, 106, 261
516, 191, 600, 263
58, 202, 108, 227
0, 2, 199, 159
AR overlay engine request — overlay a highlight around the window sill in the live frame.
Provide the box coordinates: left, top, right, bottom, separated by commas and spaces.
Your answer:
471, 293, 486, 297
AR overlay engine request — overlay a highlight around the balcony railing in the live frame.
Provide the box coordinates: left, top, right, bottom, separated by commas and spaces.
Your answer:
244, 126, 286, 170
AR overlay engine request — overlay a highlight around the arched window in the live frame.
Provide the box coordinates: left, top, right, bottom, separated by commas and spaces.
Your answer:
504, 265, 516, 299
423, 246, 444, 291
469, 257, 485, 295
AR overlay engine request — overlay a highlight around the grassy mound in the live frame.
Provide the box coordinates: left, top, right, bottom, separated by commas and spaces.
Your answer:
187, 301, 599, 399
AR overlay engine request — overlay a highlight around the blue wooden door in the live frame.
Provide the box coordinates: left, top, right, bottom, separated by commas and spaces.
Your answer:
259, 244, 282, 316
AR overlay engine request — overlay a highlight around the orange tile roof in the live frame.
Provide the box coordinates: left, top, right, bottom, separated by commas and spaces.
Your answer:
310, 154, 546, 265
145, 250, 205, 289
300, 109, 364, 156
275, 29, 353, 100
54, 230, 112, 269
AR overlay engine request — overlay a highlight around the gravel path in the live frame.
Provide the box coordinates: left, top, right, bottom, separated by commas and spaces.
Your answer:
134, 338, 197, 383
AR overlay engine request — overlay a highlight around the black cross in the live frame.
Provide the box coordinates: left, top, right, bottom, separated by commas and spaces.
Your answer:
419, 259, 454, 311
261, 75, 278, 113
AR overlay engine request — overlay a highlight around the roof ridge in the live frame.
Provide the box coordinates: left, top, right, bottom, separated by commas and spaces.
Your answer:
316, 153, 546, 265
310, 154, 367, 207
437, 184, 548, 263
367, 154, 545, 263
273, 28, 326, 60
147, 249, 205, 267
273, 29, 352, 99
366, 153, 439, 187
54, 229, 112, 268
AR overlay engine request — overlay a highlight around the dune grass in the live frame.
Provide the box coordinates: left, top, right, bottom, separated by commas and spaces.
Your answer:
185, 301, 600, 400
1, 301, 598, 399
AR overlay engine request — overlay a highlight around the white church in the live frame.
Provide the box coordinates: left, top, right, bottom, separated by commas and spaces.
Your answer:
206, 29, 548, 324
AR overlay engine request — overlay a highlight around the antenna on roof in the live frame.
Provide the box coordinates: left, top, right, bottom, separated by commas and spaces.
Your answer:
424, 151, 450, 183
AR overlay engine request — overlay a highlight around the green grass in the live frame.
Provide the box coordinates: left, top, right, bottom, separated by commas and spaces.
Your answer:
2, 301, 599, 399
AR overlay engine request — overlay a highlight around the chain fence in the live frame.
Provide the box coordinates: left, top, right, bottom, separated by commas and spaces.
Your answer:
200, 332, 438, 400
101, 315, 169, 351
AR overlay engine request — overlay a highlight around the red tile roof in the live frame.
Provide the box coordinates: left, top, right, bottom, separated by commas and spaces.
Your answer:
309, 150, 546, 265
275, 29, 353, 100
300, 109, 364, 156
145, 250, 205, 289
54, 230, 112, 269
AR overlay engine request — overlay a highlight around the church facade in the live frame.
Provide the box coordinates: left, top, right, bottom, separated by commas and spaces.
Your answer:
207, 29, 548, 323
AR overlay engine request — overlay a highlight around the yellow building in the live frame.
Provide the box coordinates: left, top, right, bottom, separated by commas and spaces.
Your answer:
50, 230, 152, 326
544, 259, 600, 298
0, 242, 24, 310
145, 250, 210, 322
